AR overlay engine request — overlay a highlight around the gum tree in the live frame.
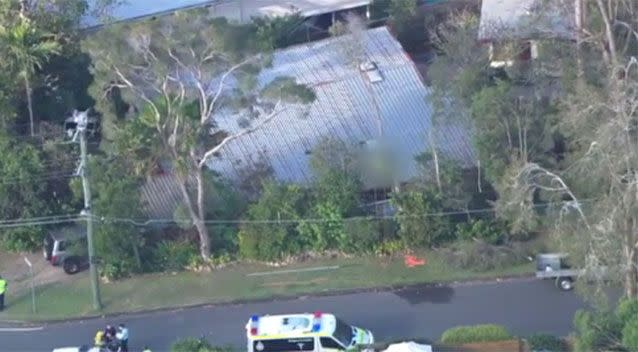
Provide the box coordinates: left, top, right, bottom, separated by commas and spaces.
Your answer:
85, 12, 314, 260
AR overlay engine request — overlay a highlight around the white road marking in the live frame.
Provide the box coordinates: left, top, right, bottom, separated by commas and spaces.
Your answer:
247, 265, 340, 277
0, 326, 44, 332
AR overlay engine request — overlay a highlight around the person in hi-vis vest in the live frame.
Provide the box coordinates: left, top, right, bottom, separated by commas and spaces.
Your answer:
0, 275, 7, 311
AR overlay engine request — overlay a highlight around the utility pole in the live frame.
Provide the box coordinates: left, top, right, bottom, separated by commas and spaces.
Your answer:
67, 110, 102, 310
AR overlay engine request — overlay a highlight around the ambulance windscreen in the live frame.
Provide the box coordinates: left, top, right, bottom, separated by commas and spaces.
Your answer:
253, 337, 315, 351
334, 319, 354, 347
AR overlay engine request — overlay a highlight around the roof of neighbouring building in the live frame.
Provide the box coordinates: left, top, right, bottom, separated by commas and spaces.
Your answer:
84, 0, 372, 28
478, 0, 576, 42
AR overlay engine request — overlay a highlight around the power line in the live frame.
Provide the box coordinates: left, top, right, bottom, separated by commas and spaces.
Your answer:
93, 198, 597, 226
0, 214, 82, 229
0, 170, 78, 186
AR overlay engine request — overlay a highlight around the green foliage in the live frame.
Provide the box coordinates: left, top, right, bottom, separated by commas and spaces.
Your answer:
373, 239, 405, 256
616, 298, 638, 325
456, 219, 506, 245
1, 227, 46, 252
76, 156, 144, 279
298, 202, 348, 252
252, 14, 307, 50
391, 189, 453, 248
152, 240, 200, 272
238, 182, 306, 261
526, 334, 565, 352
171, 337, 233, 352
622, 316, 638, 351
0, 133, 51, 251
297, 139, 363, 252
443, 241, 529, 271
440, 324, 511, 344
342, 218, 383, 254
573, 309, 622, 352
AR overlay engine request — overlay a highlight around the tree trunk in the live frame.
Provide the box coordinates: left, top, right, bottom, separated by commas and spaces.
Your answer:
132, 237, 142, 271
24, 73, 35, 136
625, 246, 637, 298
175, 168, 211, 261
194, 167, 211, 259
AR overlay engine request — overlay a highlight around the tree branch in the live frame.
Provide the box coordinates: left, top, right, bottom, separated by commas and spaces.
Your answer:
198, 100, 284, 168
206, 55, 259, 124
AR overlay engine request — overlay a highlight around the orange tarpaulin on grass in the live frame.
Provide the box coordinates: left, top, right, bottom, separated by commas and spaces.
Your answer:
404, 255, 426, 267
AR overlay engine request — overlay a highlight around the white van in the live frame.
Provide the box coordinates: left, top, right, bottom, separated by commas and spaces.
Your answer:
246, 312, 374, 352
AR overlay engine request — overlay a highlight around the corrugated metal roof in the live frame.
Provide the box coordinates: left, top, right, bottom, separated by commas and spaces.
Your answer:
139, 27, 475, 219
84, 0, 371, 27
478, 0, 576, 41
207, 26, 475, 185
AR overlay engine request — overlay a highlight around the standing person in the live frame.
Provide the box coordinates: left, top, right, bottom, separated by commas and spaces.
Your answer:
0, 275, 6, 311
116, 323, 129, 352
105, 324, 116, 342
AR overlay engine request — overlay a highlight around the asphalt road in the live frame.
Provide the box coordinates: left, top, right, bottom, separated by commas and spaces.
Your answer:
1, 278, 591, 352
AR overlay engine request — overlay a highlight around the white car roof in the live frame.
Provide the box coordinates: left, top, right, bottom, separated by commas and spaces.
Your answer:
52, 347, 105, 352
247, 313, 338, 337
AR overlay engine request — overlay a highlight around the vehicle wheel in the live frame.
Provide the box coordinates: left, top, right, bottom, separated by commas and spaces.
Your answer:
557, 277, 573, 291
63, 257, 80, 275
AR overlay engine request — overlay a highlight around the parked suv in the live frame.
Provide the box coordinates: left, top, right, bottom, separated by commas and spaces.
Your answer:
43, 227, 88, 275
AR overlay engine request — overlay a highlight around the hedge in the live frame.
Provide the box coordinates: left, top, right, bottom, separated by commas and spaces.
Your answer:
527, 333, 566, 351
440, 324, 512, 344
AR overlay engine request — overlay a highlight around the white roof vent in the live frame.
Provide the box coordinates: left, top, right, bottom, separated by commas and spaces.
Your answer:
359, 61, 384, 83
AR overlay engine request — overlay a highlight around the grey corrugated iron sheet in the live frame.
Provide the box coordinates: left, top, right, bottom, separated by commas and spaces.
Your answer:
139, 27, 475, 219
140, 173, 194, 220
478, 0, 576, 41
207, 26, 475, 185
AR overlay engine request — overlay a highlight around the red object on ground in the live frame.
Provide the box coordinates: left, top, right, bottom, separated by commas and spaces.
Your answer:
404, 255, 426, 268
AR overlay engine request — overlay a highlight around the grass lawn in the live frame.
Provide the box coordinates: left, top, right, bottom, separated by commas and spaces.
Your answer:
1, 251, 534, 321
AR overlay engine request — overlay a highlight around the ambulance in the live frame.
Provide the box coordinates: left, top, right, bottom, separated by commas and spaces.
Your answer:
246, 311, 374, 351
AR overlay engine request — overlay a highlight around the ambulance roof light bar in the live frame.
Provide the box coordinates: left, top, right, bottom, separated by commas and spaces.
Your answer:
311, 311, 322, 332
250, 315, 259, 336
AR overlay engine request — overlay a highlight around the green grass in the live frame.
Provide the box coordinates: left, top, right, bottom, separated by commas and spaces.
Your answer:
0, 252, 533, 321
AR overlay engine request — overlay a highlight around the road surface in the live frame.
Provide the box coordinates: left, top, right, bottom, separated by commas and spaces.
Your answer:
2, 278, 590, 351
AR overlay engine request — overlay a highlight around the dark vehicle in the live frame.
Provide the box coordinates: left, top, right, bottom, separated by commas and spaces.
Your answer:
43, 226, 89, 275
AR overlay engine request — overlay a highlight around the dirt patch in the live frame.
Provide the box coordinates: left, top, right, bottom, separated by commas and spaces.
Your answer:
0, 251, 77, 296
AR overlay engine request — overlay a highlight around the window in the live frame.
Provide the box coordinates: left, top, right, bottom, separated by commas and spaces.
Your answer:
320, 337, 345, 350
253, 338, 315, 351
333, 319, 354, 347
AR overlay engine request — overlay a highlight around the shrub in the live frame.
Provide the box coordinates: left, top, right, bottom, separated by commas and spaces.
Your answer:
342, 217, 383, 253
238, 182, 306, 261
152, 240, 200, 272
527, 334, 565, 351
373, 239, 405, 256
573, 309, 622, 352
297, 201, 348, 252
1, 227, 45, 252
171, 337, 233, 352
616, 298, 638, 325
443, 241, 528, 271
456, 219, 506, 245
101, 259, 136, 281
622, 316, 638, 351
391, 189, 454, 248
440, 324, 511, 344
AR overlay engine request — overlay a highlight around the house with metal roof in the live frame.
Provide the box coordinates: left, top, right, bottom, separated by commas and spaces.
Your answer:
140, 26, 475, 219
478, 0, 576, 68
84, 0, 372, 28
